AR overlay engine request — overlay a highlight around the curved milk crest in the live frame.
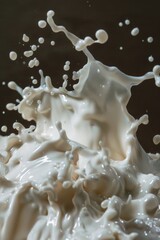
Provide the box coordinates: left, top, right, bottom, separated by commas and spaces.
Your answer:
0, 10, 160, 240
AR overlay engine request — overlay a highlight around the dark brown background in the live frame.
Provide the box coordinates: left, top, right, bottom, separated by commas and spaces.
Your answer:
0, 0, 160, 152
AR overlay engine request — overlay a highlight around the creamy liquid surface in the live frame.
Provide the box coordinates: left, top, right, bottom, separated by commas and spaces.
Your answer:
1, 10, 160, 240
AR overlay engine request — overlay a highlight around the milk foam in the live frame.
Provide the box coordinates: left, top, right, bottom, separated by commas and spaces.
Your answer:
1, 10, 160, 240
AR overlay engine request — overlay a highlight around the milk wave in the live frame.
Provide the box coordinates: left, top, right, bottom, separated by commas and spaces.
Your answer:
1, 10, 160, 240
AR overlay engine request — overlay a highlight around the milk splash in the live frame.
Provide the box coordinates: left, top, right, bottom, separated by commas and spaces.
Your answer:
1, 10, 160, 240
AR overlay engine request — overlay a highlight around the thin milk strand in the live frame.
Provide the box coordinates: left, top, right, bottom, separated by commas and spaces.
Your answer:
47, 10, 97, 61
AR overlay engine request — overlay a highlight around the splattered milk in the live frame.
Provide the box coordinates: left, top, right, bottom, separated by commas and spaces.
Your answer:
1, 9, 160, 240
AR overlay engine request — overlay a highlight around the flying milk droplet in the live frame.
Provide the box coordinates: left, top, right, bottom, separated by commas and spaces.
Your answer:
51, 41, 55, 46
38, 20, 47, 29
147, 37, 154, 43
153, 135, 160, 145
148, 55, 154, 62
24, 51, 33, 58
31, 45, 37, 51
9, 51, 17, 61
118, 22, 123, 27
22, 34, 30, 42
131, 27, 139, 36
1, 125, 7, 133
125, 19, 130, 25
38, 37, 45, 44
95, 29, 108, 44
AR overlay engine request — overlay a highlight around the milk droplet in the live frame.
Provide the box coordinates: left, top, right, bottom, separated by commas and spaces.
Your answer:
147, 37, 153, 43
9, 51, 17, 61
6, 103, 16, 111
8, 81, 23, 95
38, 37, 45, 44
118, 22, 123, 27
24, 50, 33, 58
153, 135, 160, 145
22, 34, 29, 42
47, 10, 55, 18
35, 59, 39, 66
63, 61, 70, 71
131, 27, 139, 36
95, 29, 108, 43
119, 46, 123, 50
125, 19, 130, 25
28, 58, 39, 68
28, 60, 34, 68
148, 55, 154, 62
32, 79, 38, 84
51, 41, 55, 46
1, 126, 7, 133
31, 45, 37, 51
38, 20, 47, 29
63, 74, 68, 81
2, 82, 6, 86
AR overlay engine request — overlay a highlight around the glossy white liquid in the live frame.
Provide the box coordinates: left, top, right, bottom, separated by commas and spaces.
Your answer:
1, 9, 160, 240
131, 27, 139, 36
9, 51, 17, 61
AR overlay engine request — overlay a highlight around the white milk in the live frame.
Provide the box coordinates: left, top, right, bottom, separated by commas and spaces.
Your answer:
131, 27, 139, 36
1, 10, 160, 240
22, 34, 30, 42
9, 51, 17, 61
